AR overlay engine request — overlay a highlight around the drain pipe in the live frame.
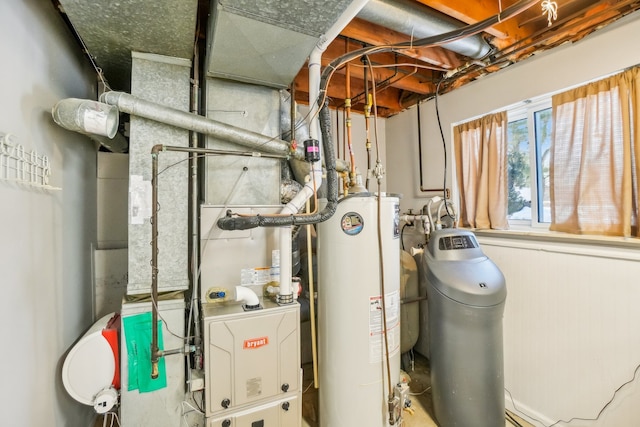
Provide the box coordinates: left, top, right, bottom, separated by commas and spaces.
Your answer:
284, 0, 371, 224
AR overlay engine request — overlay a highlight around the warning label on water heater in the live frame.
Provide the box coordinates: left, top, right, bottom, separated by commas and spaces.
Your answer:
369, 291, 400, 364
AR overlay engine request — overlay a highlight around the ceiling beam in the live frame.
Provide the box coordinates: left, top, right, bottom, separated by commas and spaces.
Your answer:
322, 39, 437, 95
294, 67, 404, 114
340, 18, 463, 69
416, 0, 534, 49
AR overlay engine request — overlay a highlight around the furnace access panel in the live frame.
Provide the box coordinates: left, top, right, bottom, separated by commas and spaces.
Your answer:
204, 300, 301, 426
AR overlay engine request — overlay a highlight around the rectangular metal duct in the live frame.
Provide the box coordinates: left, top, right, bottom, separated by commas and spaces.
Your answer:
58, 0, 198, 91
206, 0, 354, 88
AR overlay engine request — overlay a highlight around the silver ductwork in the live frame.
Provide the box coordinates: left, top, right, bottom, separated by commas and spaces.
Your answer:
100, 91, 307, 161
57, 0, 198, 90
358, 0, 492, 59
206, 0, 355, 88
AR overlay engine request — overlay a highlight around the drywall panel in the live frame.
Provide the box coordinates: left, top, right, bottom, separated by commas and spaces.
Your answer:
0, 0, 98, 425
94, 248, 128, 319
97, 152, 128, 248
479, 237, 640, 427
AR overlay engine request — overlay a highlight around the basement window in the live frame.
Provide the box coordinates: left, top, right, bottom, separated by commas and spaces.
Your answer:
506, 98, 552, 227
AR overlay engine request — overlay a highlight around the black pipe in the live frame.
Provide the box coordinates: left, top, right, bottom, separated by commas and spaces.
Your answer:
216, 100, 338, 230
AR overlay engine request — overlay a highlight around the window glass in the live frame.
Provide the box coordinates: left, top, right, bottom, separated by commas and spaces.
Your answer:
507, 117, 531, 220
534, 108, 552, 223
506, 100, 552, 225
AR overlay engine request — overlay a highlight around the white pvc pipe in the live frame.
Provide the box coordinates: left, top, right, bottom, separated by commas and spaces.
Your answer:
235, 285, 260, 307
399, 214, 430, 222
279, 226, 293, 299
426, 196, 442, 234
308, 0, 372, 141
277, 0, 371, 301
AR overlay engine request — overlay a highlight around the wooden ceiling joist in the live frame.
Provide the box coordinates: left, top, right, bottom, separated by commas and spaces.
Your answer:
289, 0, 640, 117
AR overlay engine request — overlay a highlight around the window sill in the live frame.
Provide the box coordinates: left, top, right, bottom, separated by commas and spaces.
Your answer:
472, 227, 640, 251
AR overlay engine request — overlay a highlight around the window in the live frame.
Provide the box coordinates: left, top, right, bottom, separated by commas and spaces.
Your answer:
462, 67, 640, 236
506, 99, 552, 226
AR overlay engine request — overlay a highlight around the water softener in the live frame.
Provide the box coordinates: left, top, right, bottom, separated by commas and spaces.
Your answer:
423, 229, 506, 427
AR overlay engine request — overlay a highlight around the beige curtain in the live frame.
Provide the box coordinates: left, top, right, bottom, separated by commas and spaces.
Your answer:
454, 111, 509, 229
551, 67, 639, 237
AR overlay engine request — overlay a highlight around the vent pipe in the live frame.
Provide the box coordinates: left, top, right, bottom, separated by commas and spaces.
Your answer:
358, 0, 492, 59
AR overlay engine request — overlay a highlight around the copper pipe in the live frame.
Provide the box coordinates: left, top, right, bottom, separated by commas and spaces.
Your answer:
150, 146, 160, 379
149, 144, 287, 378
345, 62, 357, 181
363, 55, 372, 190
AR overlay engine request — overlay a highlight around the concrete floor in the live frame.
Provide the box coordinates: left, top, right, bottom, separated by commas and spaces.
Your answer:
302, 351, 533, 427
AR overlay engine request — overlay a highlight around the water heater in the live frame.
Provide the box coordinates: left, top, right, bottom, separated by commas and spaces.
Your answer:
317, 194, 401, 427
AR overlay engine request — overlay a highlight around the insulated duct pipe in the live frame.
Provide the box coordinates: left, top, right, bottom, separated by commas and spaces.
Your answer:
99, 91, 306, 161
358, 0, 492, 59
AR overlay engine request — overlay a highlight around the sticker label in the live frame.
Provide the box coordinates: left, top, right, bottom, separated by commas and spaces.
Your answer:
241, 267, 271, 285
129, 175, 152, 225
393, 203, 400, 238
244, 336, 269, 349
341, 212, 364, 235
369, 291, 401, 363
246, 377, 262, 398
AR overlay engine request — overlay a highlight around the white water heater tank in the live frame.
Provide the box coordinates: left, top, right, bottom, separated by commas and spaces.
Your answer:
317, 194, 401, 427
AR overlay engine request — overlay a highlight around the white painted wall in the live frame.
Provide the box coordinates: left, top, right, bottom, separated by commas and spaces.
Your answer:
480, 237, 640, 427
385, 10, 640, 426
0, 1, 98, 425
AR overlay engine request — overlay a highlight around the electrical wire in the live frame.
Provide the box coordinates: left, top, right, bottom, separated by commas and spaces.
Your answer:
349, 61, 448, 73
157, 151, 286, 177
367, 54, 396, 420
506, 411, 525, 427
101, 411, 121, 427
302, 380, 315, 394
181, 398, 205, 427
505, 360, 640, 427
400, 222, 410, 251
191, 390, 205, 413
408, 386, 431, 396
233, 161, 319, 218
368, 58, 382, 165
315, 0, 540, 117
433, 79, 456, 220
149, 291, 187, 340
58, 8, 111, 91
